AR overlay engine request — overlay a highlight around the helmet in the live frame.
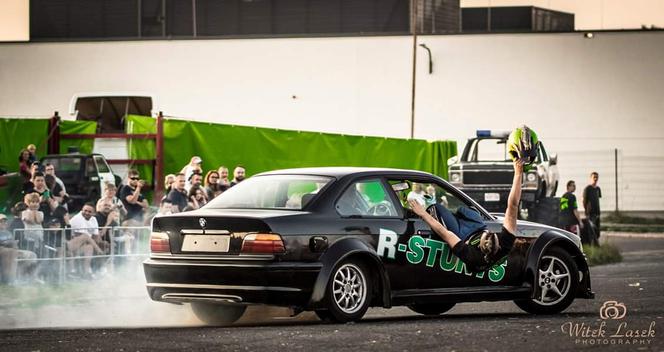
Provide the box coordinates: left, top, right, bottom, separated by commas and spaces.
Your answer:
507, 125, 539, 165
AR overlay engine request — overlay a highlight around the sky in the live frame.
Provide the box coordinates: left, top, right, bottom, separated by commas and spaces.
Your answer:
461, 0, 664, 30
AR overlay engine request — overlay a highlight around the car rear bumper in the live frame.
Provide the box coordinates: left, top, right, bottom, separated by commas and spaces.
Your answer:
143, 258, 322, 307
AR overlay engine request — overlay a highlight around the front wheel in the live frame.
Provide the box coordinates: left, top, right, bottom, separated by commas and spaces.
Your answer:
408, 302, 456, 316
514, 247, 579, 314
324, 259, 372, 323
191, 303, 247, 325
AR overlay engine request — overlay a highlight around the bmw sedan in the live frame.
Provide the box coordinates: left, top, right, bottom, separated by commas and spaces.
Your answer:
144, 167, 593, 324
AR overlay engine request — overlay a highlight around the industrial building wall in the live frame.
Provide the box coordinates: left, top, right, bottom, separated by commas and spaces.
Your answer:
0, 31, 662, 210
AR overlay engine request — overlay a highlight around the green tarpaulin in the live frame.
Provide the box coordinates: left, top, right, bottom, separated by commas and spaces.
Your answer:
59, 120, 97, 155
125, 115, 457, 185
0, 118, 49, 173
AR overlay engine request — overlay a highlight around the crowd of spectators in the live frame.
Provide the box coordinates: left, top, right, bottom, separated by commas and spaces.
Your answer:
160, 156, 245, 216
1, 147, 248, 284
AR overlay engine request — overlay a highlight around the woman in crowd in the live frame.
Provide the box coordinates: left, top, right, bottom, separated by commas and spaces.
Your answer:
203, 170, 222, 200
18, 149, 31, 182
184, 186, 207, 211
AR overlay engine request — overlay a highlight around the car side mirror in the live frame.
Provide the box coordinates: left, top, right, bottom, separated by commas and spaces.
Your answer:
549, 153, 557, 165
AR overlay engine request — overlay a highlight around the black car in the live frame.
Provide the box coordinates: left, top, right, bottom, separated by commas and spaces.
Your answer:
144, 167, 593, 324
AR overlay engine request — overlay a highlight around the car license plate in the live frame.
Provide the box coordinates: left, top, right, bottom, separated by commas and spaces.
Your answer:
181, 235, 230, 253
484, 193, 500, 202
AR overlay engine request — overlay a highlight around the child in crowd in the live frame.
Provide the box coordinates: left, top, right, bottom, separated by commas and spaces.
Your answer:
21, 193, 44, 255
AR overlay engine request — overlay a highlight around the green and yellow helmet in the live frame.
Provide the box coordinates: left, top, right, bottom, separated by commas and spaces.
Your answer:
507, 125, 539, 165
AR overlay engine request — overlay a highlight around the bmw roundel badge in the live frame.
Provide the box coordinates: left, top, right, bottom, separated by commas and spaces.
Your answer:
199, 218, 207, 229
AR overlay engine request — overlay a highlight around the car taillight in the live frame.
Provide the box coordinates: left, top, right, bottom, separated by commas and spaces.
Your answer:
241, 233, 285, 254
150, 232, 171, 253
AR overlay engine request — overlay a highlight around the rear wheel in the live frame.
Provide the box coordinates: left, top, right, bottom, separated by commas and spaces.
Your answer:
408, 302, 456, 316
514, 247, 579, 314
324, 259, 372, 323
191, 303, 246, 325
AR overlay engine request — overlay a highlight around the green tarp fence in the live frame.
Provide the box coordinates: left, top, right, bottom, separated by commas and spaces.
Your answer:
59, 120, 97, 155
125, 115, 457, 184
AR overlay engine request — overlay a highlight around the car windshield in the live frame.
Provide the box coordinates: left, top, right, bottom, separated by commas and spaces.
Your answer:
470, 138, 509, 162
206, 174, 333, 210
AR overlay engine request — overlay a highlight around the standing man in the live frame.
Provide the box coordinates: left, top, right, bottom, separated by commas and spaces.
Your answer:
119, 169, 149, 224
166, 173, 189, 212
583, 172, 602, 239
559, 180, 583, 235
230, 166, 246, 187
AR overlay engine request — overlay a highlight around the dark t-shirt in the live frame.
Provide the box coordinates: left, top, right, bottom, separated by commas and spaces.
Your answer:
559, 192, 579, 226
583, 185, 602, 216
119, 185, 145, 221
166, 189, 189, 212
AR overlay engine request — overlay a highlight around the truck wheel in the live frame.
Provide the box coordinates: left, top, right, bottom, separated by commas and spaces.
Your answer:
324, 259, 372, 323
191, 303, 246, 325
514, 247, 579, 314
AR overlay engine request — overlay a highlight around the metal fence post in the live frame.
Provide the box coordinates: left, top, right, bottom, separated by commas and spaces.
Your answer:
615, 148, 619, 213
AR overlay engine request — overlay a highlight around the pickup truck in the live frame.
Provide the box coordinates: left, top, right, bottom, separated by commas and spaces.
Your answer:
447, 130, 559, 219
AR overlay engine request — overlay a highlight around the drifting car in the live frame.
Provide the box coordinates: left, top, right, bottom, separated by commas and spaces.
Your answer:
143, 167, 593, 324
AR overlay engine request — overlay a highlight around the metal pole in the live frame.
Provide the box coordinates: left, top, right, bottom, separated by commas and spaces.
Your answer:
192, 0, 197, 37
614, 148, 619, 213
138, 0, 142, 38
155, 111, 165, 204
410, 0, 418, 139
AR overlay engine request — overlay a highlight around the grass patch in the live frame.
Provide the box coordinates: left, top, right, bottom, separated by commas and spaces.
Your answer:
584, 242, 623, 266
603, 213, 664, 225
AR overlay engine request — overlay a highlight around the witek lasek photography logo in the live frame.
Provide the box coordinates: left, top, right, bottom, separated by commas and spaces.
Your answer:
560, 301, 656, 346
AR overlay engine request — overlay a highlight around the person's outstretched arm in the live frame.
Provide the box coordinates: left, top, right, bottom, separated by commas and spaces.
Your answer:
408, 199, 461, 249
504, 160, 525, 235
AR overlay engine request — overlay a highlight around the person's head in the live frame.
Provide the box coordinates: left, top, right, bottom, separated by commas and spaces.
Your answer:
18, 149, 30, 162
30, 161, 40, 175
190, 172, 203, 188
0, 214, 8, 230
44, 174, 57, 191
590, 172, 599, 186
426, 184, 435, 196
12, 202, 27, 216
24, 193, 40, 210
566, 180, 576, 192
44, 163, 56, 176
189, 186, 206, 201
103, 182, 116, 198
80, 203, 95, 220
127, 169, 140, 187
100, 201, 113, 214
190, 156, 202, 167
164, 174, 175, 190
204, 170, 219, 187
218, 166, 229, 180
27, 144, 36, 154
412, 183, 423, 192
32, 171, 46, 190
233, 166, 246, 182
174, 173, 186, 191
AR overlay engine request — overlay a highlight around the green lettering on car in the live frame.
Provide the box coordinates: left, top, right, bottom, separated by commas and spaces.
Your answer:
406, 236, 426, 264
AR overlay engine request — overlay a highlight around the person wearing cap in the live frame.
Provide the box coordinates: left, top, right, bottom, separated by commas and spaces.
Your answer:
181, 156, 203, 191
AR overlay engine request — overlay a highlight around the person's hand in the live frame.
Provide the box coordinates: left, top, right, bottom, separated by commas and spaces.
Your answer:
513, 158, 525, 173
579, 221, 584, 229
407, 199, 426, 217
138, 180, 146, 188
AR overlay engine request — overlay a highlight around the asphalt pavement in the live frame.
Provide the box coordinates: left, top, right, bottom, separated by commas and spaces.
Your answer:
1, 233, 663, 352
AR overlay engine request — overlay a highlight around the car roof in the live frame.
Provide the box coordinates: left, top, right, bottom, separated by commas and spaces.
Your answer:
256, 167, 434, 178
41, 153, 103, 159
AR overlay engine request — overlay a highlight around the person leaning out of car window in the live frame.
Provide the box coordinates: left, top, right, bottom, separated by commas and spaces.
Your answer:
119, 169, 149, 225
166, 173, 189, 213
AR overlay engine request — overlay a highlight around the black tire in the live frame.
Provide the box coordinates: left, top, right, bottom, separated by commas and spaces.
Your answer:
408, 302, 456, 316
324, 259, 372, 323
514, 247, 579, 314
191, 303, 247, 325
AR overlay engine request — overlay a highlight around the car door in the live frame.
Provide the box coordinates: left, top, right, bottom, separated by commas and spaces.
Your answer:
395, 179, 512, 289
93, 155, 115, 191
334, 177, 424, 291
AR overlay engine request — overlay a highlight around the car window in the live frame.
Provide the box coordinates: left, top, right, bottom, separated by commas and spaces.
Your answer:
336, 179, 398, 217
94, 155, 111, 173
206, 175, 332, 210
85, 158, 96, 176
390, 180, 476, 218
539, 143, 548, 162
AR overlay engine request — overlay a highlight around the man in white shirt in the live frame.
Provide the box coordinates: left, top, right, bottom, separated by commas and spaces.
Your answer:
68, 203, 106, 278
